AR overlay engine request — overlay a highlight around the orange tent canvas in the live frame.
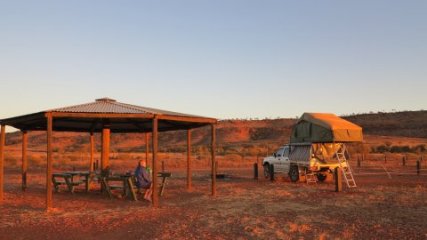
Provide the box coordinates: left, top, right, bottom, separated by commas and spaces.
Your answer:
290, 113, 363, 143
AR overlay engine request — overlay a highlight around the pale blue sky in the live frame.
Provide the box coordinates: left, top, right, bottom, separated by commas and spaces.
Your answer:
1, 0, 426, 121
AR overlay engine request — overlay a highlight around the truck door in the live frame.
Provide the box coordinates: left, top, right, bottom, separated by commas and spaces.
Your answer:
274, 147, 286, 171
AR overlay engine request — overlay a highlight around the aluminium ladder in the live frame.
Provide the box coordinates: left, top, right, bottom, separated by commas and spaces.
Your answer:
335, 145, 357, 188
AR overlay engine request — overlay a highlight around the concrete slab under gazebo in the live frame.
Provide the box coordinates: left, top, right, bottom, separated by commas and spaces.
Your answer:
0, 98, 218, 210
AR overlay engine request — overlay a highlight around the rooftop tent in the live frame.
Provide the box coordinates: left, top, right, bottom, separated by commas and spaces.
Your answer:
290, 113, 363, 143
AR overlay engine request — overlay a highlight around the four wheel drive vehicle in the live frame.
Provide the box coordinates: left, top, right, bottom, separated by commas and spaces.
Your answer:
262, 143, 349, 182
262, 112, 363, 186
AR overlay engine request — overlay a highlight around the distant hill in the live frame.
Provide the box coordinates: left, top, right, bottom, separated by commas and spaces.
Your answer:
4, 110, 426, 154
343, 111, 427, 139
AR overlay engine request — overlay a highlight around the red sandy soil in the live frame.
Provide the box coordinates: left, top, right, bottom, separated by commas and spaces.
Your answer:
1, 166, 427, 240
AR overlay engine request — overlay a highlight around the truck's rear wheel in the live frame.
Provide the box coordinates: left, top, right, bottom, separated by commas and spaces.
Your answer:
263, 164, 270, 179
289, 165, 299, 182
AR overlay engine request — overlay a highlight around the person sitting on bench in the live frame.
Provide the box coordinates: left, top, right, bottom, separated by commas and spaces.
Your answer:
134, 160, 152, 201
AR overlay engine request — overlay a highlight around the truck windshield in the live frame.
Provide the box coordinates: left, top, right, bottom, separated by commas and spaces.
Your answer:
275, 148, 285, 157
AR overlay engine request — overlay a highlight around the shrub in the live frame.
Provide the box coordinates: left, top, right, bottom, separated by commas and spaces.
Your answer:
372, 144, 420, 153
376, 145, 390, 153
414, 144, 426, 153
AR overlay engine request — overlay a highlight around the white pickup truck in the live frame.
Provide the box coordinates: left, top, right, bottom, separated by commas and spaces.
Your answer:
262, 143, 348, 182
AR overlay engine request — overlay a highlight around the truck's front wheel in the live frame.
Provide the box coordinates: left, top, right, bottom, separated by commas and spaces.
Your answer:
263, 164, 270, 179
289, 165, 299, 182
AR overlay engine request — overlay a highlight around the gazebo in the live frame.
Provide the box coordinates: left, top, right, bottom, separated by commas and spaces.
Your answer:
0, 98, 218, 210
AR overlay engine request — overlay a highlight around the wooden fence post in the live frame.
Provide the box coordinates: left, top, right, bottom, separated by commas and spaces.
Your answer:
22, 130, 28, 191
334, 167, 342, 192
254, 163, 258, 180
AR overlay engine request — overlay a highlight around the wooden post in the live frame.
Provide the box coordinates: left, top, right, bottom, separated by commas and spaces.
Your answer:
152, 117, 159, 207
101, 127, 110, 172
145, 133, 149, 167
416, 160, 420, 175
256, 154, 260, 180
46, 113, 53, 210
22, 131, 28, 191
334, 167, 342, 192
0, 125, 5, 202
89, 132, 95, 172
254, 163, 258, 180
186, 129, 192, 191
211, 124, 216, 196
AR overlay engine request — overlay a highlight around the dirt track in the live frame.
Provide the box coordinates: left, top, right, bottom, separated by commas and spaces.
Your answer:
1, 168, 427, 239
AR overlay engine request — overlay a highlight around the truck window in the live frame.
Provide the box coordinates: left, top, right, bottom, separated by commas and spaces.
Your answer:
283, 147, 289, 157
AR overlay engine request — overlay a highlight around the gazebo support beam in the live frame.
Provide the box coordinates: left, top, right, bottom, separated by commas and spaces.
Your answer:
211, 124, 216, 196
101, 127, 110, 172
22, 130, 28, 191
187, 129, 192, 191
152, 117, 159, 207
89, 132, 95, 172
46, 113, 53, 210
145, 133, 149, 167
0, 125, 5, 202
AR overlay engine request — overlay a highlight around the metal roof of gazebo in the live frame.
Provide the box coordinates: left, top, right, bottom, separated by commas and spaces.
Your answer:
1, 97, 216, 132
0, 98, 218, 210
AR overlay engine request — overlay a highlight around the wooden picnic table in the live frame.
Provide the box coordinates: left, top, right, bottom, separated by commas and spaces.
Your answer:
101, 171, 172, 201
101, 174, 133, 200
158, 172, 171, 197
52, 171, 90, 193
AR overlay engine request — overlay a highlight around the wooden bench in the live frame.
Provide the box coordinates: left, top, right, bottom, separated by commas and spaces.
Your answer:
158, 172, 171, 197
52, 172, 90, 193
52, 173, 72, 192
126, 176, 139, 201
101, 172, 172, 201
101, 176, 130, 200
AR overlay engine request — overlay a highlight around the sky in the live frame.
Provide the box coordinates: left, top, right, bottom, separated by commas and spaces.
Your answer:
1, 0, 426, 122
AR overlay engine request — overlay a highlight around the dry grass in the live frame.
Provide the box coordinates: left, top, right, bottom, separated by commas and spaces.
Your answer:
1, 166, 426, 239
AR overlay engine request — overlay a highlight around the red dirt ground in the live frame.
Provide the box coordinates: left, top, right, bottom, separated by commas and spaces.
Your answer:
1, 167, 427, 240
